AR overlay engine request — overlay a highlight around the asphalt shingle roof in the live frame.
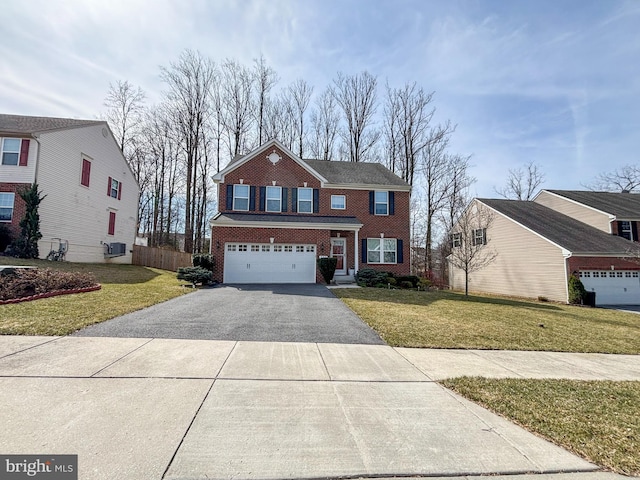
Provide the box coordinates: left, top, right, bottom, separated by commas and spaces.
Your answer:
214, 212, 363, 225
545, 190, 640, 219
479, 198, 640, 254
303, 159, 409, 187
0, 114, 103, 135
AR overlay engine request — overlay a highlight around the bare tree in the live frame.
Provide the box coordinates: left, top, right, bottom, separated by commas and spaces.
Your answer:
587, 164, 640, 192
495, 161, 545, 200
419, 121, 457, 273
104, 80, 146, 155
221, 59, 255, 158
263, 92, 296, 151
288, 79, 313, 157
383, 82, 435, 185
448, 200, 498, 295
160, 49, 216, 253
331, 71, 380, 162
253, 55, 279, 145
309, 88, 340, 160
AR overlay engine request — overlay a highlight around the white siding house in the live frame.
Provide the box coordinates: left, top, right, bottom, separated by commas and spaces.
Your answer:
0, 114, 139, 263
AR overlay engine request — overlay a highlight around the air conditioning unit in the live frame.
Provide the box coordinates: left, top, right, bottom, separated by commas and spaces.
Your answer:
106, 242, 127, 257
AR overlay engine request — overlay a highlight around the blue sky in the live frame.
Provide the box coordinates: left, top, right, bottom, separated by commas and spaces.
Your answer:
1, 0, 638, 197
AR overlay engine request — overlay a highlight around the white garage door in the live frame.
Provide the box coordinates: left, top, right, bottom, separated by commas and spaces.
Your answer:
224, 243, 317, 284
579, 270, 640, 305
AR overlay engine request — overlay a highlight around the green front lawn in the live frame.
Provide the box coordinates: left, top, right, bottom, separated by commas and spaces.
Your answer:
444, 378, 640, 476
333, 288, 640, 353
0, 258, 188, 335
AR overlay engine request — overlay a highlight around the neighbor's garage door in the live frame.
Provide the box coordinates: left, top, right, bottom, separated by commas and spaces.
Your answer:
579, 270, 640, 305
224, 243, 317, 283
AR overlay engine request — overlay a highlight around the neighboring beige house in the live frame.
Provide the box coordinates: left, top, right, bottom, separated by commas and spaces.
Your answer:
0, 114, 139, 263
449, 198, 640, 305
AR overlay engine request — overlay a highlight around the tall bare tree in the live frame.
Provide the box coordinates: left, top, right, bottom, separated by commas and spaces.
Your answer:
221, 59, 255, 158
288, 79, 313, 158
253, 55, 279, 145
309, 88, 340, 160
383, 82, 435, 185
104, 80, 146, 156
331, 71, 380, 162
495, 161, 544, 200
448, 200, 498, 295
587, 164, 640, 192
160, 49, 216, 253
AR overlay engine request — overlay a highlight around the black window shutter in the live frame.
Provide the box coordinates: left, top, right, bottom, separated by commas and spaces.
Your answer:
291, 188, 298, 213
389, 191, 395, 215
369, 191, 374, 214
449, 234, 454, 249
632, 222, 638, 242
397, 239, 404, 263
226, 185, 233, 210
259, 187, 266, 211
616, 221, 623, 237
282, 188, 288, 212
249, 186, 256, 211
361, 239, 367, 264
313, 189, 320, 213
482, 228, 487, 245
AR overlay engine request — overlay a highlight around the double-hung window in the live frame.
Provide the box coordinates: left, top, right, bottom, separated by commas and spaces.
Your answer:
233, 184, 250, 211
298, 187, 313, 213
108, 177, 121, 199
266, 186, 282, 212
451, 233, 462, 248
472, 228, 486, 246
619, 221, 633, 241
367, 238, 397, 264
331, 195, 346, 210
0, 192, 15, 221
1, 138, 20, 165
374, 191, 389, 215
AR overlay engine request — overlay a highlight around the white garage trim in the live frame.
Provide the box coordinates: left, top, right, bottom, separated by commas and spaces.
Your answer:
224, 242, 317, 284
579, 270, 640, 305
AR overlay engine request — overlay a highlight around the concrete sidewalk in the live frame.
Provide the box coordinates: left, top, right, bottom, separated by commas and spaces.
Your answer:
0, 336, 637, 480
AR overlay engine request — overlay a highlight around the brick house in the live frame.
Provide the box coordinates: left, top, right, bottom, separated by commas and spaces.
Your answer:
448, 196, 640, 305
0, 114, 139, 262
210, 139, 411, 283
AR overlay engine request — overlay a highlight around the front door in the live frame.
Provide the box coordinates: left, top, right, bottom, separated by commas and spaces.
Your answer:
330, 238, 347, 275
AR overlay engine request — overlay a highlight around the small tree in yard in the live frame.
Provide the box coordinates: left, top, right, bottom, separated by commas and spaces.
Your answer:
177, 266, 212, 286
448, 201, 498, 295
12, 184, 46, 259
568, 272, 587, 304
318, 257, 338, 284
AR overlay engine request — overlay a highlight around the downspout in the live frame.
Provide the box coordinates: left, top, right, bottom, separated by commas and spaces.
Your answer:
563, 251, 572, 304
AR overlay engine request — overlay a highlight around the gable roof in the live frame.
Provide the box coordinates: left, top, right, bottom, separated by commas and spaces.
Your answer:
213, 139, 410, 190
302, 159, 409, 188
479, 198, 640, 255
541, 190, 640, 219
0, 114, 104, 136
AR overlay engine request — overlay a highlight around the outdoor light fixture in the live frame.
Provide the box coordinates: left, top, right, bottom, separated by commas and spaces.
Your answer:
320, 242, 325, 253
216, 240, 220, 250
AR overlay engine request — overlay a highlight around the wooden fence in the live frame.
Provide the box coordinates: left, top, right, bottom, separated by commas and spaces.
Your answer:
132, 245, 192, 272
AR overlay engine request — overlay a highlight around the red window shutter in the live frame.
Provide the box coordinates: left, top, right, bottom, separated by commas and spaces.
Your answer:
108, 212, 116, 235
19, 139, 30, 166
107, 177, 112, 196
118, 182, 122, 200
81, 159, 91, 187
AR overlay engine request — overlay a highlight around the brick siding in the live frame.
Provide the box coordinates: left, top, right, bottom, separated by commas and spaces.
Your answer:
0, 182, 30, 239
568, 256, 640, 272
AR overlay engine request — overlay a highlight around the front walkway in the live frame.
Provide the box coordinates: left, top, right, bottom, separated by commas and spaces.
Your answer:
0, 336, 637, 479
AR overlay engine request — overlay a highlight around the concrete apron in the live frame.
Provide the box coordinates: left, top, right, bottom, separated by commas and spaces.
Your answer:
0, 336, 619, 480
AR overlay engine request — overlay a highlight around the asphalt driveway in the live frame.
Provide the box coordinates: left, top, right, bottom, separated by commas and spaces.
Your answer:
74, 284, 384, 344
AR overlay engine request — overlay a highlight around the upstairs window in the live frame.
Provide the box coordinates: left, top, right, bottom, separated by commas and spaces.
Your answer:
266, 186, 282, 212
374, 191, 389, 215
619, 221, 633, 241
1, 138, 20, 165
0, 192, 15, 221
331, 195, 346, 210
450, 233, 462, 248
108, 177, 122, 199
233, 184, 249, 211
472, 228, 487, 246
298, 187, 313, 213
